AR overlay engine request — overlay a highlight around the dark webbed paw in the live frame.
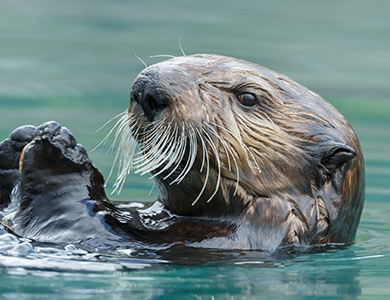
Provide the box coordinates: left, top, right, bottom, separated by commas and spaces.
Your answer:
35, 121, 76, 149
22, 121, 89, 171
0, 125, 36, 170
0, 125, 36, 208
12, 121, 119, 244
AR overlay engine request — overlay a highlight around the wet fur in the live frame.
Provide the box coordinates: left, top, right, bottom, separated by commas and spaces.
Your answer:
0, 54, 365, 252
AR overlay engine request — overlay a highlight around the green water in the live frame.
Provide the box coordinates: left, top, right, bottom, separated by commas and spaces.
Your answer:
1, 0, 389, 299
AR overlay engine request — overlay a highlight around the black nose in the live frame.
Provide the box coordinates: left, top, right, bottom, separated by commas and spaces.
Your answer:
130, 70, 170, 122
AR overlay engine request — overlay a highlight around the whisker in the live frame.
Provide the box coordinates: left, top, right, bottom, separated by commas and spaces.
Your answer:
111, 115, 138, 154
210, 121, 262, 175
204, 121, 240, 196
134, 121, 169, 168
150, 123, 180, 179
202, 127, 221, 203
105, 113, 134, 184
91, 110, 128, 152
168, 122, 188, 184
174, 124, 198, 184
198, 128, 207, 173
191, 127, 210, 206
135, 126, 171, 175
133, 121, 165, 163
109, 109, 253, 202
203, 122, 231, 170
164, 124, 187, 182
144, 122, 179, 179
179, 35, 186, 56
150, 54, 176, 59
135, 54, 148, 68
242, 144, 262, 175
148, 180, 157, 196
111, 114, 141, 193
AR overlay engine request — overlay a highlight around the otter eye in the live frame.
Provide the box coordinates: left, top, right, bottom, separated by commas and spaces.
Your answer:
237, 93, 258, 108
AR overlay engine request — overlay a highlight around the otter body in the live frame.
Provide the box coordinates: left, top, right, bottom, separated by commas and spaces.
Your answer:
0, 55, 364, 253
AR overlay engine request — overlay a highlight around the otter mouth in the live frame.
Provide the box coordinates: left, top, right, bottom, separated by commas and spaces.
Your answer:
111, 111, 231, 205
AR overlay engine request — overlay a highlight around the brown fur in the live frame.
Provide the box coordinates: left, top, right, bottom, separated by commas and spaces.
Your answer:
0, 54, 364, 252
123, 54, 365, 250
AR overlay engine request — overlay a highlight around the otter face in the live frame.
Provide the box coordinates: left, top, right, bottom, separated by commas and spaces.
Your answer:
114, 54, 364, 243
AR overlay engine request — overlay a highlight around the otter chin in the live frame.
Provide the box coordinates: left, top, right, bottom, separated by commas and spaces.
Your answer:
0, 54, 364, 253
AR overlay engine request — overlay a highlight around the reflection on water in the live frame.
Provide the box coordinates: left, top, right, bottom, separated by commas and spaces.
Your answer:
1, 207, 389, 299
0, 227, 368, 299
1, 0, 390, 299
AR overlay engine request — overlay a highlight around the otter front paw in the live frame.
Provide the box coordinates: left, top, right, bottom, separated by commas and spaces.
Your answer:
0, 125, 36, 208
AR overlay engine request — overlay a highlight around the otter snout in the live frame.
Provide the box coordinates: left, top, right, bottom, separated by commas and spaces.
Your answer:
130, 68, 170, 122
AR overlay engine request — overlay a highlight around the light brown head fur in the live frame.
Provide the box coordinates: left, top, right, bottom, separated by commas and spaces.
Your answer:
114, 54, 364, 250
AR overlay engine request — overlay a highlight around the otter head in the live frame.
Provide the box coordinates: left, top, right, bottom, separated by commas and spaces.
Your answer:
116, 54, 364, 245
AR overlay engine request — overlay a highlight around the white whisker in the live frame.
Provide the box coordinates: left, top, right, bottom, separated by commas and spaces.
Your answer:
134, 122, 170, 171
204, 121, 240, 196
148, 180, 157, 196
133, 121, 166, 163
111, 113, 141, 194
198, 129, 207, 173
168, 122, 188, 184
179, 35, 186, 56
242, 144, 262, 175
104, 113, 134, 185
203, 122, 231, 170
173, 124, 198, 184
109, 107, 251, 203
191, 127, 210, 206
210, 121, 262, 175
143, 123, 179, 179
150, 54, 176, 59
202, 127, 221, 203
91, 110, 128, 152
150, 123, 180, 179
164, 124, 187, 182
135, 54, 148, 68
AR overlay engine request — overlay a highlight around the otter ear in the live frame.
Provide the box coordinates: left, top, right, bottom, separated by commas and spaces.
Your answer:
320, 142, 356, 173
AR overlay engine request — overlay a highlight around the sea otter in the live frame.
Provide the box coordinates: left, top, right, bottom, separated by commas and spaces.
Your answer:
0, 54, 365, 252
